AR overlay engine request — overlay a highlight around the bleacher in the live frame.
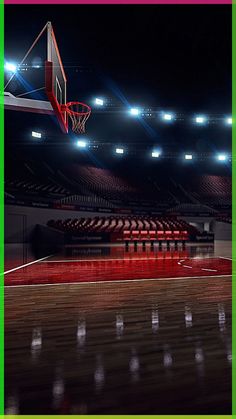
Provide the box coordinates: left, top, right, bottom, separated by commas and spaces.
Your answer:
5, 158, 231, 214
47, 216, 200, 245
180, 175, 232, 209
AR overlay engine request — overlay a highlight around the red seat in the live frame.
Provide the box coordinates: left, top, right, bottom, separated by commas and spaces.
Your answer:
149, 230, 156, 241
132, 230, 140, 241
173, 230, 181, 241
157, 230, 165, 241
140, 230, 148, 240
181, 230, 189, 241
165, 230, 173, 241
123, 230, 131, 241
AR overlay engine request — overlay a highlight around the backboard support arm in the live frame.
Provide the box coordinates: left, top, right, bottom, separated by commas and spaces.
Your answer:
1, 92, 54, 115
45, 61, 68, 134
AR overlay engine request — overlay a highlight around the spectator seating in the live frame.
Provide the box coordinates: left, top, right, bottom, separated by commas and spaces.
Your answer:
47, 216, 199, 244
180, 175, 231, 208
5, 157, 231, 213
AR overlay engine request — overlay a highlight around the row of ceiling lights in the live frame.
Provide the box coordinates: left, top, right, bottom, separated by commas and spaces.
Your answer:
94, 98, 232, 125
31, 131, 230, 162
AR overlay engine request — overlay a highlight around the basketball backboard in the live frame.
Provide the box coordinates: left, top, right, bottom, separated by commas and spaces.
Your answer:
2, 22, 68, 133
45, 22, 68, 133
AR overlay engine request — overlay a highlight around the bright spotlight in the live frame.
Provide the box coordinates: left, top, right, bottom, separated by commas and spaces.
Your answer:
31, 131, 42, 139
116, 148, 124, 154
195, 116, 206, 124
217, 154, 227, 161
130, 108, 140, 116
5, 62, 17, 73
152, 151, 160, 158
185, 154, 193, 160
95, 98, 104, 106
77, 140, 87, 148
163, 113, 173, 121
226, 117, 232, 125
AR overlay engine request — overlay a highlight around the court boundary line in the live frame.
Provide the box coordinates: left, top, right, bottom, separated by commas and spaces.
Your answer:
42, 257, 186, 263
4, 274, 232, 288
3, 254, 53, 275
40, 256, 232, 263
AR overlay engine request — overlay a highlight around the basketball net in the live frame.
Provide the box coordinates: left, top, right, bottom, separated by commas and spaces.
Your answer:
66, 101, 91, 134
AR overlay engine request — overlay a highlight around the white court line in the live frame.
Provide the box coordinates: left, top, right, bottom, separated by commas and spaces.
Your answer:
3, 255, 53, 275
3, 255, 230, 276
180, 259, 218, 273
28, 255, 231, 278
5, 274, 232, 288
41, 256, 226, 264
42, 257, 179, 263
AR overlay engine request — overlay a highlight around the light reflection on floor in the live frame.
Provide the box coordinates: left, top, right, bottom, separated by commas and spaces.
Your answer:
5, 242, 232, 414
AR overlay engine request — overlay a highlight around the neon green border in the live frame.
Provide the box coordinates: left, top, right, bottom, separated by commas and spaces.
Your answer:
0, 1, 233, 419
0, 0, 4, 415
232, 2, 236, 418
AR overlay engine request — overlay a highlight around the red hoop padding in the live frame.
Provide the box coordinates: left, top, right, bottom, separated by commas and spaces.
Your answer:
65, 101, 91, 134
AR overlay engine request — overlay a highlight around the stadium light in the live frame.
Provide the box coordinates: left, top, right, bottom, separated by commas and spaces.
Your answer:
185, 154, 193, 160
195, 115, 206, 124
152, 151, 161, 158
162, 113, 173, 121
226, 117, 232, 125
95, 98, 104, 106
77, 140, 87, 148
130, 108, 140, 116
116, 148, 124, 154
217, 154, 227, 161
5, 62, 17, 73
31, 131, 42, 139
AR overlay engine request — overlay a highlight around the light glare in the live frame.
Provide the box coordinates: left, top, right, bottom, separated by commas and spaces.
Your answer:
196, 116, 206, 124
116, 148, 124, 154
32, 131, 42, 139
152, 151, 160, 158
95, 98, 104, 106
77, 140, 87, 148
217, 154, 227, 161
163, 113, 172, 121
185, 154, 193, 160
130, 108, 140, 116
5, 62, 17, 73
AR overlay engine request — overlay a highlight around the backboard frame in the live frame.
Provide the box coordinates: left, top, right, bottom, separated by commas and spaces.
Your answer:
45, 22, 68, 134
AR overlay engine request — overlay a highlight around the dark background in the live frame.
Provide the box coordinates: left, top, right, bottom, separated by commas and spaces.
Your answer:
4, 5, 231, 162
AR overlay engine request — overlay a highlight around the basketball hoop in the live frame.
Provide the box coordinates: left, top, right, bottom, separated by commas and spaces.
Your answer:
65, 101, 91, 134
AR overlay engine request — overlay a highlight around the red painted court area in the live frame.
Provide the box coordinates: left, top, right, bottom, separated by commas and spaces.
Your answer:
4, 248, 231, 286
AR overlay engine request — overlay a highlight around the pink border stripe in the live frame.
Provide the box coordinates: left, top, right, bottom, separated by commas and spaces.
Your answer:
4, 0, 233, 4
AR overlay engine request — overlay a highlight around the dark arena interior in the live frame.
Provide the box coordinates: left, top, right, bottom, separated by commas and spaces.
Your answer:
4, 4, 232, 415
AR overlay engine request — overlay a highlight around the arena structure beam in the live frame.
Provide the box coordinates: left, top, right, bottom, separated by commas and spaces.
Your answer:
1, 92, 54, 115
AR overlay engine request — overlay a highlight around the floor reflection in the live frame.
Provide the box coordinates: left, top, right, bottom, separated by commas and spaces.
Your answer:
5, 266, 231, 414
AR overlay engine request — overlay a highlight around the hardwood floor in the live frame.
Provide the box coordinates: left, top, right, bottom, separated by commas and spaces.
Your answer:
5, 274, 231, 414
4, 245, 231, 286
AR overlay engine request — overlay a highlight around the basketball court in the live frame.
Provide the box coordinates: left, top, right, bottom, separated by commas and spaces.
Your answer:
4, 244, 232, 286
3, 7, 232, 415
4, 241, 232, 414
